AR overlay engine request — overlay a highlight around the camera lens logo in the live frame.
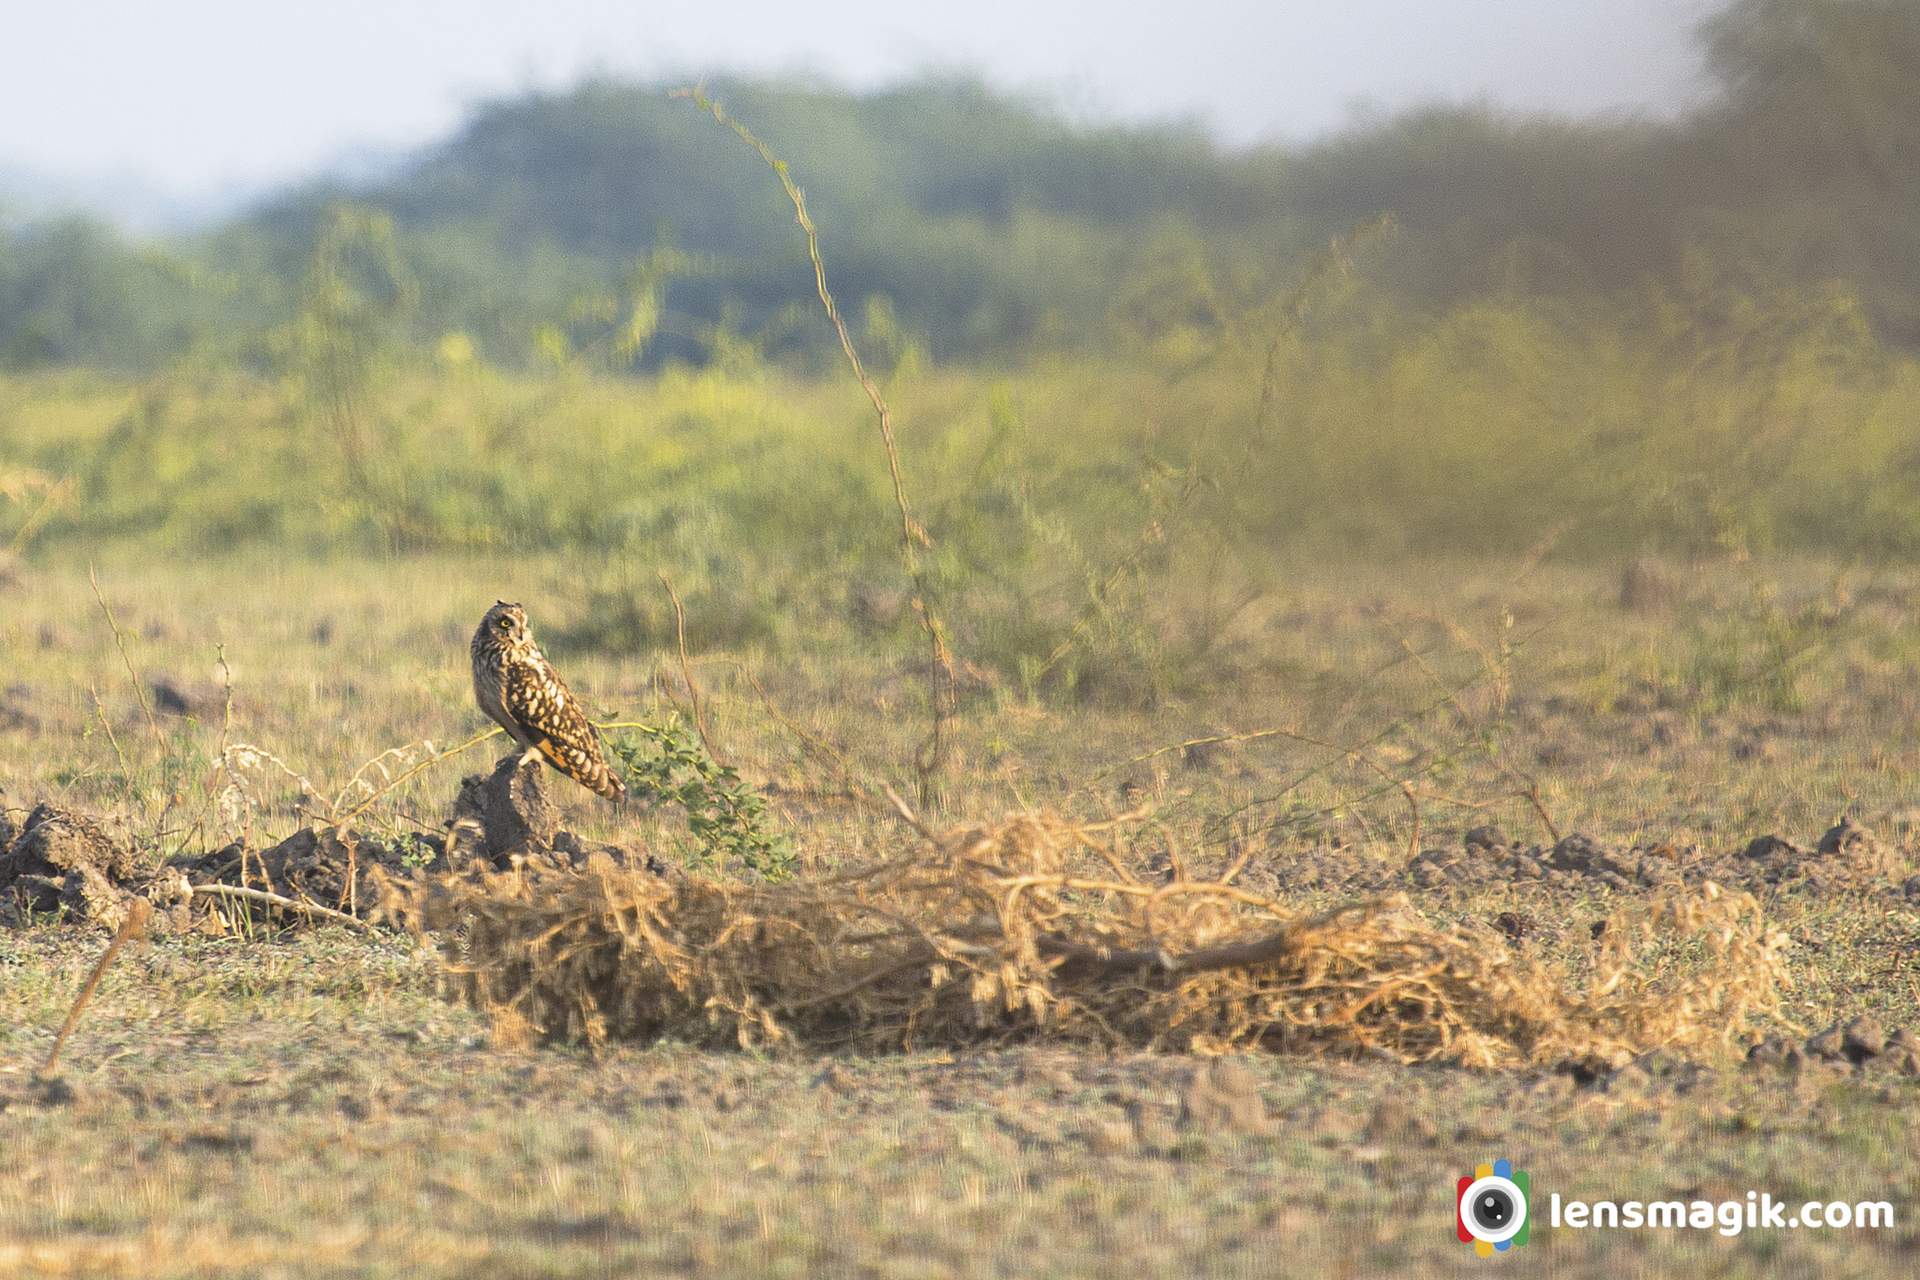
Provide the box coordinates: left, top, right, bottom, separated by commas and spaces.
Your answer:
1456, 1159, 1531, 1257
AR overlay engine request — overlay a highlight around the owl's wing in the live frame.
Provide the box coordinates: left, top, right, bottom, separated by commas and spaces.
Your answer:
502, 661, 626, 800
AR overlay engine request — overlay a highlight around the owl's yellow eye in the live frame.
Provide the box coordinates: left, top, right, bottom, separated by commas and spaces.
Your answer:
497, 617, 513, 630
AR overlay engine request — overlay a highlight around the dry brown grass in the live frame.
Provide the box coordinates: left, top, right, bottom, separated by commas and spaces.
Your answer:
0, 1226, 488, 1278
388, 813, 1792, 1069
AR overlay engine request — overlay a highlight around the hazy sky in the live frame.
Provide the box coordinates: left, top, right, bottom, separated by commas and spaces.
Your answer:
1, 0, 1715, 197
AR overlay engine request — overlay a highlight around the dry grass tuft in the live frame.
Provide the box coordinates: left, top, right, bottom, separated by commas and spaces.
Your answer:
387, 814, 1791, 1068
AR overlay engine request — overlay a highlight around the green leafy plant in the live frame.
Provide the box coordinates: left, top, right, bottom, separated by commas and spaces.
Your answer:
607, 718, 794, 880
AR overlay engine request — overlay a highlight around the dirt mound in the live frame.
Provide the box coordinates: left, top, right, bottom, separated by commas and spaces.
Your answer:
0, 802, 407, 934
1222, 842, 1390, 898
176, 826, 429, 923
1713, 819, 1902, 891
1405, 829, 1685, 892
178, 753, 648, 928
174, 756, 587, 925
1747, 1015, 1920, 1077
449, 755, 560, 864
386, 813, 1790, 1069
1, 758, 653, 934
1404, 819, 1905, 896
0, 805, 149, 930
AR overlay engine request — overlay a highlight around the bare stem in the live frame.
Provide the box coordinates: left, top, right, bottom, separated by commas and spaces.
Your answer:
324, 727, 503, 831
87, 564, 165, 752
41, 898, 152, 1078
190, 883, 374, 933
671, 85, 957, 811
658, 571, 720, 762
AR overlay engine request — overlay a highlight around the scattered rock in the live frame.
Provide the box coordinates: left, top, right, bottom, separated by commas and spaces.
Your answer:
1886, 1029, 1920, 1077
1771, 1018, 1917, 1075
1805, 1024, 1847, 1062
1407, 830, 1683, 892
1181, 738, 1230, 771
0, 684, 40, 733
1366, 1094, 1438, 1144
1841, 1015, 1886, 1063
1493, 910, 1537, 942
1220, 837, 1386, 896
1746, 1036, 1808, 1073
847, 581, 906, 632
1608, 1051, 1711, 1095
149, 676, 200, 717
1732, 822, 1895, 890
1618, 557, 1682, 614
1405, 840, 1545, 889
1177, 1058, 1273, 1138
1817, 818, 1875, 857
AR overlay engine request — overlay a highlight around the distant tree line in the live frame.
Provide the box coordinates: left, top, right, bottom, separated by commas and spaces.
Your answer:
2, 0, 1917, 372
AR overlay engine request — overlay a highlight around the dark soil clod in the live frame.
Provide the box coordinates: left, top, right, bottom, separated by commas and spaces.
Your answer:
451, 754, 560, 864
0, 804, 141, 930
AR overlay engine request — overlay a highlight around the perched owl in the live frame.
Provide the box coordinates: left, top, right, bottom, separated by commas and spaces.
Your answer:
470, 601, 627, 800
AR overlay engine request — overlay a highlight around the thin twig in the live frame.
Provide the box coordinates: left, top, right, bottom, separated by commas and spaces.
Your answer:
215, 645, 235, 749
672, 85, 956, 812
86, 684, 132, 787
7, 474, 72, 553
1516, 774, 1563, 845
881, 785, 933, 840
87, 564, 165, 752
323, 727, 502, 831
1253, 215, 1396, 436
658, 571, 720, 762
189, 883, 373, 933
41, 899, 152, 1078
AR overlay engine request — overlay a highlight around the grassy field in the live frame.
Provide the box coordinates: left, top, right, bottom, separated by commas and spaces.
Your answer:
3, 538, 1919, 1276
8, 14, 1920, 1269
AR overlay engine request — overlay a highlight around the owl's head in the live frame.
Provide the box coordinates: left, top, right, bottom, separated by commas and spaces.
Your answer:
477, 600, 532, 649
